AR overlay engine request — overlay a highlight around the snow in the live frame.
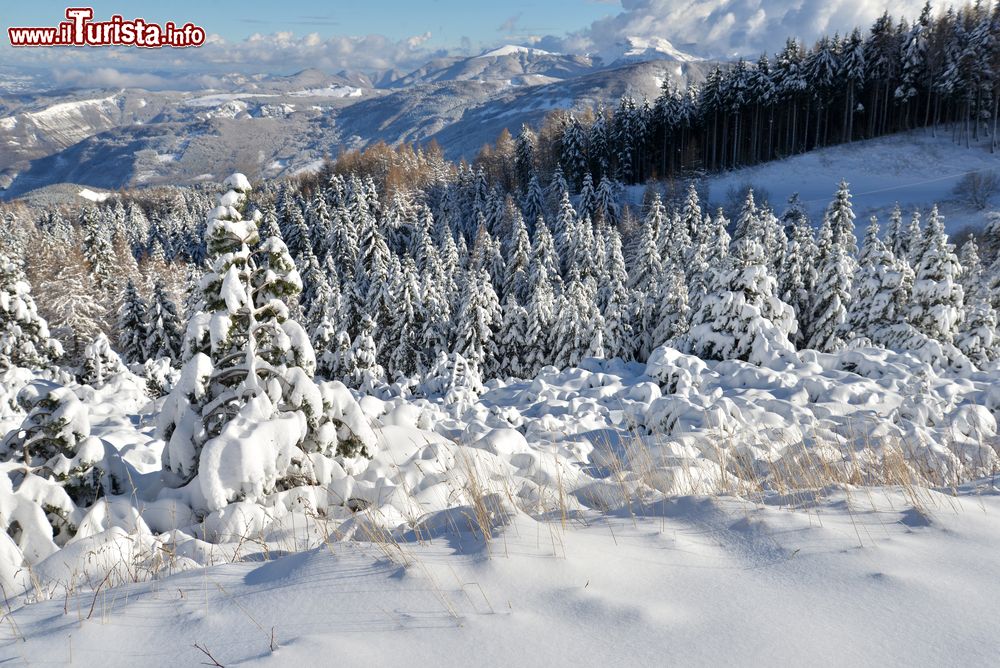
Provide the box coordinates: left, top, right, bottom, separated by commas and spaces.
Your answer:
184, 92, 277, 107
77, 188, 111, 202
475, 45, 555, 59
23, 95, 120, 125
617, 36, 702, 63
509, 74, 562, 87
290, 159, 326, 176
3, 485, 1000, 665
288, 85, 363, 98
704, 131, 1000, 236
2, 140, 1000, 663
0, 336, 998, 662
0, 117, 16, 130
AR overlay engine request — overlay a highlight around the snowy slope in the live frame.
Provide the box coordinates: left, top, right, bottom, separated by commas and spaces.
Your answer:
3, 487, 1000, 666
703, 130, 1000, 235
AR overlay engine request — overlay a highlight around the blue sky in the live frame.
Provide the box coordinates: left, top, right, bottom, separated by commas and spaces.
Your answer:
0, 1, 927, 88
2, 1, 617, 48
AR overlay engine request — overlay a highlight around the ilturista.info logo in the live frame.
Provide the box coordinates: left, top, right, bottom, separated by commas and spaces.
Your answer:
7, 7, 206, 48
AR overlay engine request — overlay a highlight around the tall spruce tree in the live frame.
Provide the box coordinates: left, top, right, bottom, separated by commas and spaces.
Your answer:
910, 206, 965, 344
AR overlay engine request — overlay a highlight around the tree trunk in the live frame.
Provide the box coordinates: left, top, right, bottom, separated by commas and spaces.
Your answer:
843, 84, 852, 142
992, 93, 998, 154
803, 99, 811, 153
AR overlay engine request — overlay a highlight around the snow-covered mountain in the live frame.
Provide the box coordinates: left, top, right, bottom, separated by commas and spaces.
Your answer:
611, 36, 703, 65
476, 44, 555, 58
0, 53, 714, 198
381, 46, 596, 88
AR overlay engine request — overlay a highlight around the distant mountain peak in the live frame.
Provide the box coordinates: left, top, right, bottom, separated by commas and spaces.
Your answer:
615, 36, 701, 64
475, 45, 556, 59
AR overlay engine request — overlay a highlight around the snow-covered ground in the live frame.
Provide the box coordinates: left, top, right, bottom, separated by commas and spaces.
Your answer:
700, 131, 1000, 235
5, 486, 1000, 667
288, 85, 364, 98
77, 187, 111, 202
1, 343, 999, 665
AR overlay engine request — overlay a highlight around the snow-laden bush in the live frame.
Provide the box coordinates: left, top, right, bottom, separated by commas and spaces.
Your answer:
78, 333, 128, 387
645, 346, 711, 397
143, 357, 181, 398
876, 323, 973, 373
420, 351, 484, 406
0, 381, 119, 544
952, 170, 998, 210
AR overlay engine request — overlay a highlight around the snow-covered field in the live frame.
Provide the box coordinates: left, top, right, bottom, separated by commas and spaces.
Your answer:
702, 131, 1000, 236
2, 341, 1000, 665
7, 487, 1000, 667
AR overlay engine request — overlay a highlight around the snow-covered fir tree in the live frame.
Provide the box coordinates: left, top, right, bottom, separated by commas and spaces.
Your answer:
594, 176, 620, 226
550, 269, 604, 368
0, 382, 116, 541
455, 268, 502, 377
849, 216, 910, 342
145, 280, 185, 361
117, 279, 148, 365
0, 254, 62, 371
159, 174, 373, 511
80, 208, 116, 292
503, 212, 532, 303
79, 334, 127, 387
386, 256, 425, 377
346, 314, 385, 392
685, 235, 797, 365
498, 293, 530, 377
826, 180, 859, 259
909, 206, 964, 345
957, 300, 998, 367
779, 207, 817, 347
630, 197, 664, 292
524, 267, 557, 376
808, 217, 852, 351
651, 263, 691, 348
600, 228, 635, 359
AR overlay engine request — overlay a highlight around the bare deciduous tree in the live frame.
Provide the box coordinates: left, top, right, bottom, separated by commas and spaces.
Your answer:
952, 170, 999, 211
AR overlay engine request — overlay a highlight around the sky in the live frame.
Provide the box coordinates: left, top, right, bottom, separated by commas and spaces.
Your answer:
0, 0, 928, 88
0, 1, 617, 49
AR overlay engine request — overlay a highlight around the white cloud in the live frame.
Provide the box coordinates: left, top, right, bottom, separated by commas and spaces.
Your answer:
499, 14, 522, 33
407, 32, 433, 49
542, 0, 930, 61
52, 67, 174, 89
1, 30, 446, 88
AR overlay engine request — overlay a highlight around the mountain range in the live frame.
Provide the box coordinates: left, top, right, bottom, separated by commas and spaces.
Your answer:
0, 40, 711, 199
